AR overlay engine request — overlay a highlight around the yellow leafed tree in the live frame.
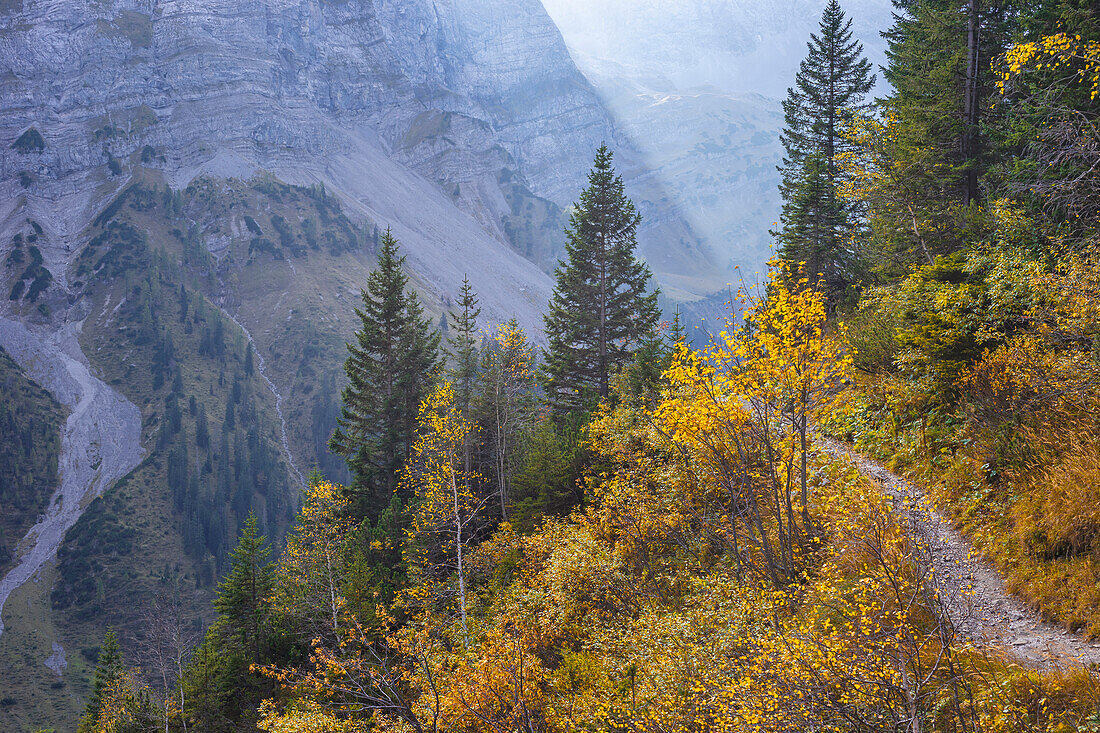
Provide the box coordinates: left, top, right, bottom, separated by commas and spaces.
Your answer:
273, 479, 355, 644
657, 259, 852, 584
402, 381, 488, 640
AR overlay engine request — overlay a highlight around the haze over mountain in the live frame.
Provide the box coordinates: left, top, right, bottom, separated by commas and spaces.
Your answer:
541, 0, 893, 276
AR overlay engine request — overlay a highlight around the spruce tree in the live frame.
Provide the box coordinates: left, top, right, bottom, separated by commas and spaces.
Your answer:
864, 0, 1011, 273
213, 513, 274, 663
330, 230, 440, 519
447, 275, 481, 420
543, 145, 660, 414
776, 0, 874, 301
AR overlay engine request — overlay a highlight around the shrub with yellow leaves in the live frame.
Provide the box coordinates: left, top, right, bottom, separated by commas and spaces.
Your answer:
656, 259, 851, 585
252, 278, 1100, 733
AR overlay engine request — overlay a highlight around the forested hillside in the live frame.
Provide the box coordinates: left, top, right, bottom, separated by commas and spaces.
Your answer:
775, 0, 1100, 640
0, 346, 63, 574
34, 0, 1100, 730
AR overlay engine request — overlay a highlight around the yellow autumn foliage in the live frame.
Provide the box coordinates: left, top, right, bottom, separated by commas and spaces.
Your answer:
257, 263, 1099, 733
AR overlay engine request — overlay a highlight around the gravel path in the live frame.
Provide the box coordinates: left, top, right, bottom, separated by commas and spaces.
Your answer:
821, 439, 1100, 670
0, 317, 144, 639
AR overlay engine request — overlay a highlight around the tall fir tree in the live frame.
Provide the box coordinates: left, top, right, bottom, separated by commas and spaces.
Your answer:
447, 275, 482, 420
859, 0, 1012, 274
213, 513, 274, 663
178, 516, 281, 732
776, 0, 874, 301
543, 145, 660, 414
447, 275, 482, 486
330, 229, 441, 519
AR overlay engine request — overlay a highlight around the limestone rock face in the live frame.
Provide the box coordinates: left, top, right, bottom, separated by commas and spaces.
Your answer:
0, 0, 716, 311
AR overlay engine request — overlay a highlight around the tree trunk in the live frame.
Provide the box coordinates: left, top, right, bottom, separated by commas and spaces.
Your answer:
599, 232, 608, 399
963, 0, 981, 206
496, 383, 508, 519
452, 472, 469, 643
800, 386, 810, 527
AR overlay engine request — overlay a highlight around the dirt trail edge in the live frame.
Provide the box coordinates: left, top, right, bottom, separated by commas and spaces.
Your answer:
820, 438, 1100, 670
0, 317, 144, 639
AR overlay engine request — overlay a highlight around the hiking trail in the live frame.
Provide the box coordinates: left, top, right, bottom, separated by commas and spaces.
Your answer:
822, 438, 1100, 670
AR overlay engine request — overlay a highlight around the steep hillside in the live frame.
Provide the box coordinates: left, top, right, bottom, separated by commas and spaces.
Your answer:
0, 345, 64, 576
0, 167, 498, 731
0, 0, 720, 726
0, 0, 715, 297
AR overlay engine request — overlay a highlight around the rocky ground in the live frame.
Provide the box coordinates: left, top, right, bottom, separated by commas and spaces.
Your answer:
822, 439, 1100, 670
0, 316, 143, 640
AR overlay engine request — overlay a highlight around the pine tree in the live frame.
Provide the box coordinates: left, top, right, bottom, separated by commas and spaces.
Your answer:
447, 275, 482, 487
776, 0, 874, 301
214, 513, 274, 663
668, 306, 687, 347
859, 0, 1012, 273
78, 629, 124, 733
543, 145, 660, 414
330, 229, 441, 519
447, 275, 481, 420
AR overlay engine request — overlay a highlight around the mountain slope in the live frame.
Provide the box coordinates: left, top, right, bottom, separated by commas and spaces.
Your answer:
0, 1, 716, 727
0, 0, 716, 299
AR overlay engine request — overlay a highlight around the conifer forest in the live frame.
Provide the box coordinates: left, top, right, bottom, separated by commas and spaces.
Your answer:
1, 0, 1100, 731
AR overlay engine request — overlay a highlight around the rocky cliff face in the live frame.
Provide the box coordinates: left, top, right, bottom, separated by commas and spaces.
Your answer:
0, 0, 715, 304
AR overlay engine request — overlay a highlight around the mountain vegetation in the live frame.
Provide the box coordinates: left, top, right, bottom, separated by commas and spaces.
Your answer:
798, 0, 1100, 643
329, 229, 441, 522
775, 0, 875, 303
0, 346, 63, 571
12, 0, 1100, 729
542, 145, 661, 414
0, 170, 388, 730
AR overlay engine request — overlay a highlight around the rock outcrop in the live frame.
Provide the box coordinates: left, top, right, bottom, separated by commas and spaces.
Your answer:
0, 0, 716, 314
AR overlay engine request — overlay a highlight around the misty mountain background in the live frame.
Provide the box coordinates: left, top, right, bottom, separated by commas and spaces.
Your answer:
542, 0, 892, 278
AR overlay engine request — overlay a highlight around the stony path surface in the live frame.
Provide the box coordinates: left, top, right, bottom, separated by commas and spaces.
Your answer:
821, 438, 1100, 670
0, 317, 144, 639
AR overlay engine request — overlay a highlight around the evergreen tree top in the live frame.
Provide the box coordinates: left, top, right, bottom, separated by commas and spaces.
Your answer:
543, 144, 659, 413
214, 513, 272, 617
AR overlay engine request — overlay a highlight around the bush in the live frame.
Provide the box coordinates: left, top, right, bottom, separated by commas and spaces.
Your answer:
11, 127, 44, 153
845, 289, 903, 372
1015, 437, 1100, 558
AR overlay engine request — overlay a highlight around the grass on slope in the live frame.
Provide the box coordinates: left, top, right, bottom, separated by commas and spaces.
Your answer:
824, 371, 1100, 638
